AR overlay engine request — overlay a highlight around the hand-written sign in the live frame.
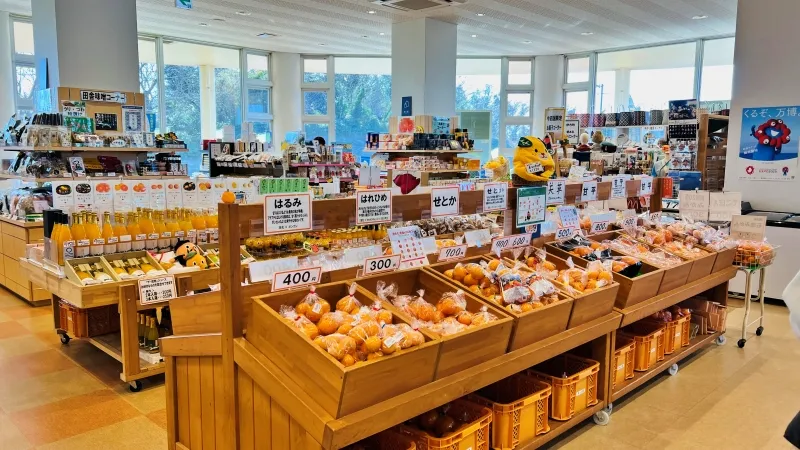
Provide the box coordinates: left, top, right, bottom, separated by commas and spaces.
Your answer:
271, 267, 322, 292
357, 189, 392, 225
555, 227, 578, 241
649, 212, 663, 223
483, 182, 508, 212
557, 205, 580, 230
438, 244, 468, 262
639, 176, 654, 196
565, 119, 580, 141
590, 212, 615, 234
431, 186, 460, 218
611, 176, 627, 198
678, 190, 710, 221
491, 234, 531, 255
546, 179, 566, 205
138, 275, 177, 305
709, 192, 741, 222
731, 215, 767, 241
545, 107, 567, 137
581, 181, 598, 202
264, 193, 312, 235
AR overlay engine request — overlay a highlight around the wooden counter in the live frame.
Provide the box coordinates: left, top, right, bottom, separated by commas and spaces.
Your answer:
0, 218, 48, 305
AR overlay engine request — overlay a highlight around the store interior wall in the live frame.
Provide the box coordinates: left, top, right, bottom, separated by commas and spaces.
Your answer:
532, 55, 565, 138
272, 52, 302, 144
725, 0, 799, 212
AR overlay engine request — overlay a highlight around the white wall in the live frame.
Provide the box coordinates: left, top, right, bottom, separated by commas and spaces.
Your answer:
725, 0, 800, 211
532, 55, 564, 136
272, 52, 302, 143
0, 11, 15, 121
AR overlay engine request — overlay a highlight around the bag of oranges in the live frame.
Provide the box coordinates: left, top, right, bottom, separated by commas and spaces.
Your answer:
279, 305, 321, 340
295, 286, 331, 323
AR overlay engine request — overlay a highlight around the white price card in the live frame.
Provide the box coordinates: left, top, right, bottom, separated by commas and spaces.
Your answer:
649, 212, 663, 223
565, 119, 580, 141
165, 179, 183, 209
709, 192, 741, 222
357, 188, 392, 225
581, 181, 598, 202
678, 190, 710, 221
483, 182, 508, 212
639, 176, 654, 196
589, 212, 615, 234
362, 254, 401, 276
138, 275, 177, 305
555, 227, 577, 241
438, 244, 468, 262
464, 229, 492, 247
490, 234, 532, 255
557, 205, 580, 230
622, 215, 638, 230
730, 215, 767, 241
431, 186, 460, 217
271, 266, 322, 292
248, 256, 299, 283
343, 245, 382, 268
264, 193, 312, 235
546, 179, 566, 205
611, 176, 627, 198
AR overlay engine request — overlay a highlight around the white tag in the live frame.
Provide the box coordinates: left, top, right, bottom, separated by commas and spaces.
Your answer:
271, 266, 322, 292
731, 215, 767, 241
356, 188, 392, 225
148, 234, 160, 240
622, 216, 638, 229
557, 206, 580, 230
431, 186, 460, 218
581, 181, 598, 202
546, 179, 566, 205
264, 193, 312, 235
138, 275, 177, 305
362, 254, 401, 276
640, 176, 653, 196
92, 238, 105, 245
555, 227, 577, 241
120, 235, 131, 242
649, 212, 662, 223
136, 234, 147, 241
106, 237, 119, 244
483, 182, 507, 212
611, 176, 627, 198
490, 234, 532, 255
438, 244, 467, 262
526, 162, 544, 174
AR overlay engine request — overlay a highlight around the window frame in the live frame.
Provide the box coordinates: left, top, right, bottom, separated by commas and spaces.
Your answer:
9, 16, 35, 115
500, 57, 535, 149
301, 55, 335, 141
242, 50, 273, 124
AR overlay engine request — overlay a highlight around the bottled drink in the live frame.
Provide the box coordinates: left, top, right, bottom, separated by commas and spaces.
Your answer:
71, 212, 89, 258
140, 209, 157, 251
128, 213, 146, 251
147, 317, 160, 353
179, 209, 193, 243
102, 212, 117, 254
165, 209, 181, 247
114, 213, 132, 253
154, 211, 170, 251
85, 213, 104, 256
138, 314, 146, 348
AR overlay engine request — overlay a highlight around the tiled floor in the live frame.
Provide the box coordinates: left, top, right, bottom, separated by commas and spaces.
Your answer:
0, 286, 798, 450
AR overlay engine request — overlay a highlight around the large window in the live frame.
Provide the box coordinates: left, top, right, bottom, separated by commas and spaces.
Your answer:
456, 59, 501, 152
302, 56, 334, 144
138, 38, 159, 132
10, 19, 36, 117
700, 37, 735, 107
334, 57, 391, 161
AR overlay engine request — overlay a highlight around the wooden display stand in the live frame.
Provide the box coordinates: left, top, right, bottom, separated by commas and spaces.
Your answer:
161, 179, 737, 450
0, 217, 48, 305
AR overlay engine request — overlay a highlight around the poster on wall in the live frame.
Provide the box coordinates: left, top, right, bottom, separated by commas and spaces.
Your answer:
739, 106, 799, 181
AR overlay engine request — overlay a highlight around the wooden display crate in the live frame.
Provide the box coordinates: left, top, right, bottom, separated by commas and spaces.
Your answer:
544, 243, 664, 309
246, 281, 441, 419
357, 268, 514, 378
102, 251, 166, 280
426, 257, 574, 351
64, 256, 120, 285
59, 301, 120, 338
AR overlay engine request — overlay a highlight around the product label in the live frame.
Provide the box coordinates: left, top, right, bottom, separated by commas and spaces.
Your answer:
271, 266, 322, 292
120, 235, 131, 242
138, 275, 177, 305
611, 176, 627, 198
362, 255, 401, 276
438, 244, 467, 262
483, 182, 508, 212
546, 179, 566, 205
581, 181, 598, 202
356, 188, 392, 225
431, 187, 460, 218
264, 193, 312, 235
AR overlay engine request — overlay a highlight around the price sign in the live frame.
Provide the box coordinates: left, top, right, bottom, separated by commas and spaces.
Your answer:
362, 254, 401, 276
264, 193, 312, 235
611, 176, 627, 198
490, 234, 532, 255
271, 266, 322, 292
438, 244, 467, 262
555, 227, 577, 241
678, 190, 710, 221
464, 229, 492, 247
483, 182, 508, 212
589, 212, 615, 234
731, 215, 767, 241
709, 192, 741, 222
357, 188, 392, 225
640, 176, 654, 196
138, 275, 177, 305
248, 256, 299, 283
649, 212, 662, 223
546, 179, 566, 205
526, 162, 544, 174
557, 205, 580, 230
581, 181, 598, 202
622, 216, 638, 229
431, 186, 460, 218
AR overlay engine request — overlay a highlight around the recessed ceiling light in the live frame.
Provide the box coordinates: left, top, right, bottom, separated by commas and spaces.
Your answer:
523, 40, 532, 44
692, 15, 708, 20
368, 10, 376, 14
199, 22, 208, 27
581, 32, 594, 35
379, 32, 385, 36
476, 13, 485, 16
235, 11, 251, 16
471, 34, 478, 38
257, 32, 277, 38
212, 18, 225, 22
362, 35, 368, 38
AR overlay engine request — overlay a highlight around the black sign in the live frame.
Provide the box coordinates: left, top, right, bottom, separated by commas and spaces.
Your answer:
402, 96, 412, 116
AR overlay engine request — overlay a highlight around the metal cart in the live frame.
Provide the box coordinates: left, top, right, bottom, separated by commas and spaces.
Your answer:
734, 245, 777, 348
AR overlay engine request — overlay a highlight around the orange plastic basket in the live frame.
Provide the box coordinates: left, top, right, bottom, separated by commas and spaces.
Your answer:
398, 399, 492, 450
469, 374, 551, 449
649, 314, 692, 354
527, 354, 600, 421
620, 321, 666, 372
613, 335, 636, 390
345, 429, 417, 450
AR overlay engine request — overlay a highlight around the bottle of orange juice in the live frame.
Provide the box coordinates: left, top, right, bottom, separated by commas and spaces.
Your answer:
205, 209, 219, 243
128, 212, 146, 251
102, 212, 117, 254
154, 211, 170, 251
179, 209, 194, 243
140, 209, 157, 251
192, 208, 208, 244
86, 213, 104, 256
165, 209, 180, 247
115, 213, 132, 253
71, 212, 89, 258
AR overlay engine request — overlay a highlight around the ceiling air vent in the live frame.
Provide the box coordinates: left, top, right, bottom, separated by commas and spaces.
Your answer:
371, 0, 467, 12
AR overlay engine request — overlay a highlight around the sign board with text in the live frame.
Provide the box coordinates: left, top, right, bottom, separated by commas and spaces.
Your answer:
546, 179, 566, 205
438, 244, 468, 262
356, 189, 392, 225
264, 193, 312, 235
491, 234, 531, 255
271, 267, 322, 292
565, 119, 580, 141
483, 182, 508, 212
678, 190, 710, 221
517, 186, 546, 227
545, 107, 567, 138
362, 255, 401, 276
730, 215, 767, 241
431, 187, 460, 218
138, 275, 177, 305
709, 192, 741, 222
581, 181, 598, 202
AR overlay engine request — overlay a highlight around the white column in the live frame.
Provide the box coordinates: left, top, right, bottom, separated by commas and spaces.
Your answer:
391, 18, 457, 117
272, 52, 302, 144
532, 55, 565, 136
32, 0, 139, 92
726, 0, 800, 211
199, 65, 217, 139
614, 69, 630, 113
0, 12, 15, 121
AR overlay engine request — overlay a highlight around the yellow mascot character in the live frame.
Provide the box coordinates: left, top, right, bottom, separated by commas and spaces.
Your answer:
512, 136, 555, 183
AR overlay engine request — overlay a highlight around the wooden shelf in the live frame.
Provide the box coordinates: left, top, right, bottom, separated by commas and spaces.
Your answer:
611, 332, 720, 401
0, 146, 186, 153
615, 267, 737, 327
0, 216, 43, 228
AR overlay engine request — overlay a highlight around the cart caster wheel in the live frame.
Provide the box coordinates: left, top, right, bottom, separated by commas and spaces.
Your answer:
756, 326, 764, 336
603, 403, 613, 414
668, 364, 679, 376
59, 334, 71, 345
715, 335, 727, 346
128, 381, 142, 393
738, 339, 746, 348
593, 410, 611, 426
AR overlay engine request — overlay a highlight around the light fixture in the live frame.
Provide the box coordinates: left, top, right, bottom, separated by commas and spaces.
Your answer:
476, 13, 485, 16
199, 22, 209, 27
212, 18, 226, 22
471, 34, 478, 38
581, 32, 593, 35
257, 32, 277, 38
379, 32, 385, 36
236, 11, 251, 16
368, 10, 376, 14
523, 40, 532, 44
692, 15, 708, 20
319, 43, 326, 46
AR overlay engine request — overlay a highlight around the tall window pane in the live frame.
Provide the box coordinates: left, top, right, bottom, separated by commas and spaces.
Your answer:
567, 57, 589, 83
304, 91, 328, 115
247, 54, 269, 80
13, 22, 34, 55
507, 93, 531, 117
304, 59, 328, 83
508, 60, 532, 85
215, 65, 242, 140
701, 38, 735, 107
456, 59, 501, 151
334, 57, 391, 161
138, 39, 159, 133
566, 91, 589, 115
15, 65, 35, 100
248, 89, 270, 115
305, 123, 330, 143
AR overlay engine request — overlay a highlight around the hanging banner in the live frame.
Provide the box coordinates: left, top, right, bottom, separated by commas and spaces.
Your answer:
739, 106, 799, 181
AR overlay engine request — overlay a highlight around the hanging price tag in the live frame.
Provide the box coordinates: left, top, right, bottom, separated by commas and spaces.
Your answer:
264, 193, 312, 235
581, 181, 598, 202
640, 176, 653, 196
438, 244, 467, 262
138, 275, 177, 305
356, 188, 392, 225
555, 227, 577, 241
271, 266, 322, 292
431, 186, 460, 217
362, 255, 401, 276
490, 234, 532, 254
622, 216, 638, 229
611, 176, 627, 198
546, 179, 566, 205
483, 182, 508, 212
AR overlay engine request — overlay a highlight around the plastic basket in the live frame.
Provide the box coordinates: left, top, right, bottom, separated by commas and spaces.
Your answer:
345, 429, 417, 450
653, 314, 692, 354
734, 245, 778, 269
398, 399, 492, 450
468, 374, 551, 449
612, 335, 636, 390
620, 321, 666, 372
527, 354, 600, 421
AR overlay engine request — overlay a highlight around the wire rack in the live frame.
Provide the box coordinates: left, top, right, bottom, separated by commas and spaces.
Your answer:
733, 245, 778, 269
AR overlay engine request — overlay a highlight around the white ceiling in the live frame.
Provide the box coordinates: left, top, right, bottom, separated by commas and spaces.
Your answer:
3, 0, 737, 56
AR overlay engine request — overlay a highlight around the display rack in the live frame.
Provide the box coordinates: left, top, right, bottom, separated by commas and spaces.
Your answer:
0, 216, 47, 305
697, 113, 729, 190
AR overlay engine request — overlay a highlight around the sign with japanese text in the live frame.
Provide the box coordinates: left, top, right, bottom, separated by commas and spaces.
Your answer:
483, 182, 508, 212
356, 189, 392, 225
622, 209, 638, 231
731, 215, 767, 241
649, 212, 663, 223
546, 179, 566, 205
557, 205, 580, 230
138, 275, 177, 305
271, 266, 322, 292
80, 90, 127, 104
739, 106, 800, 181
639, 176, 654, 196
581, 181, 598, 202
611, 176, 628, 198
565, 119, 580, 141
709, 192, 742, 222
362, 254, 401, 276
491, 234, 532, 255
431, 187, 460, 218
264, 193, 312, 235
438, 244, 468, 262
545, 107, 567, 138
517, 186, 546, 227
678, 190, 710, 221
